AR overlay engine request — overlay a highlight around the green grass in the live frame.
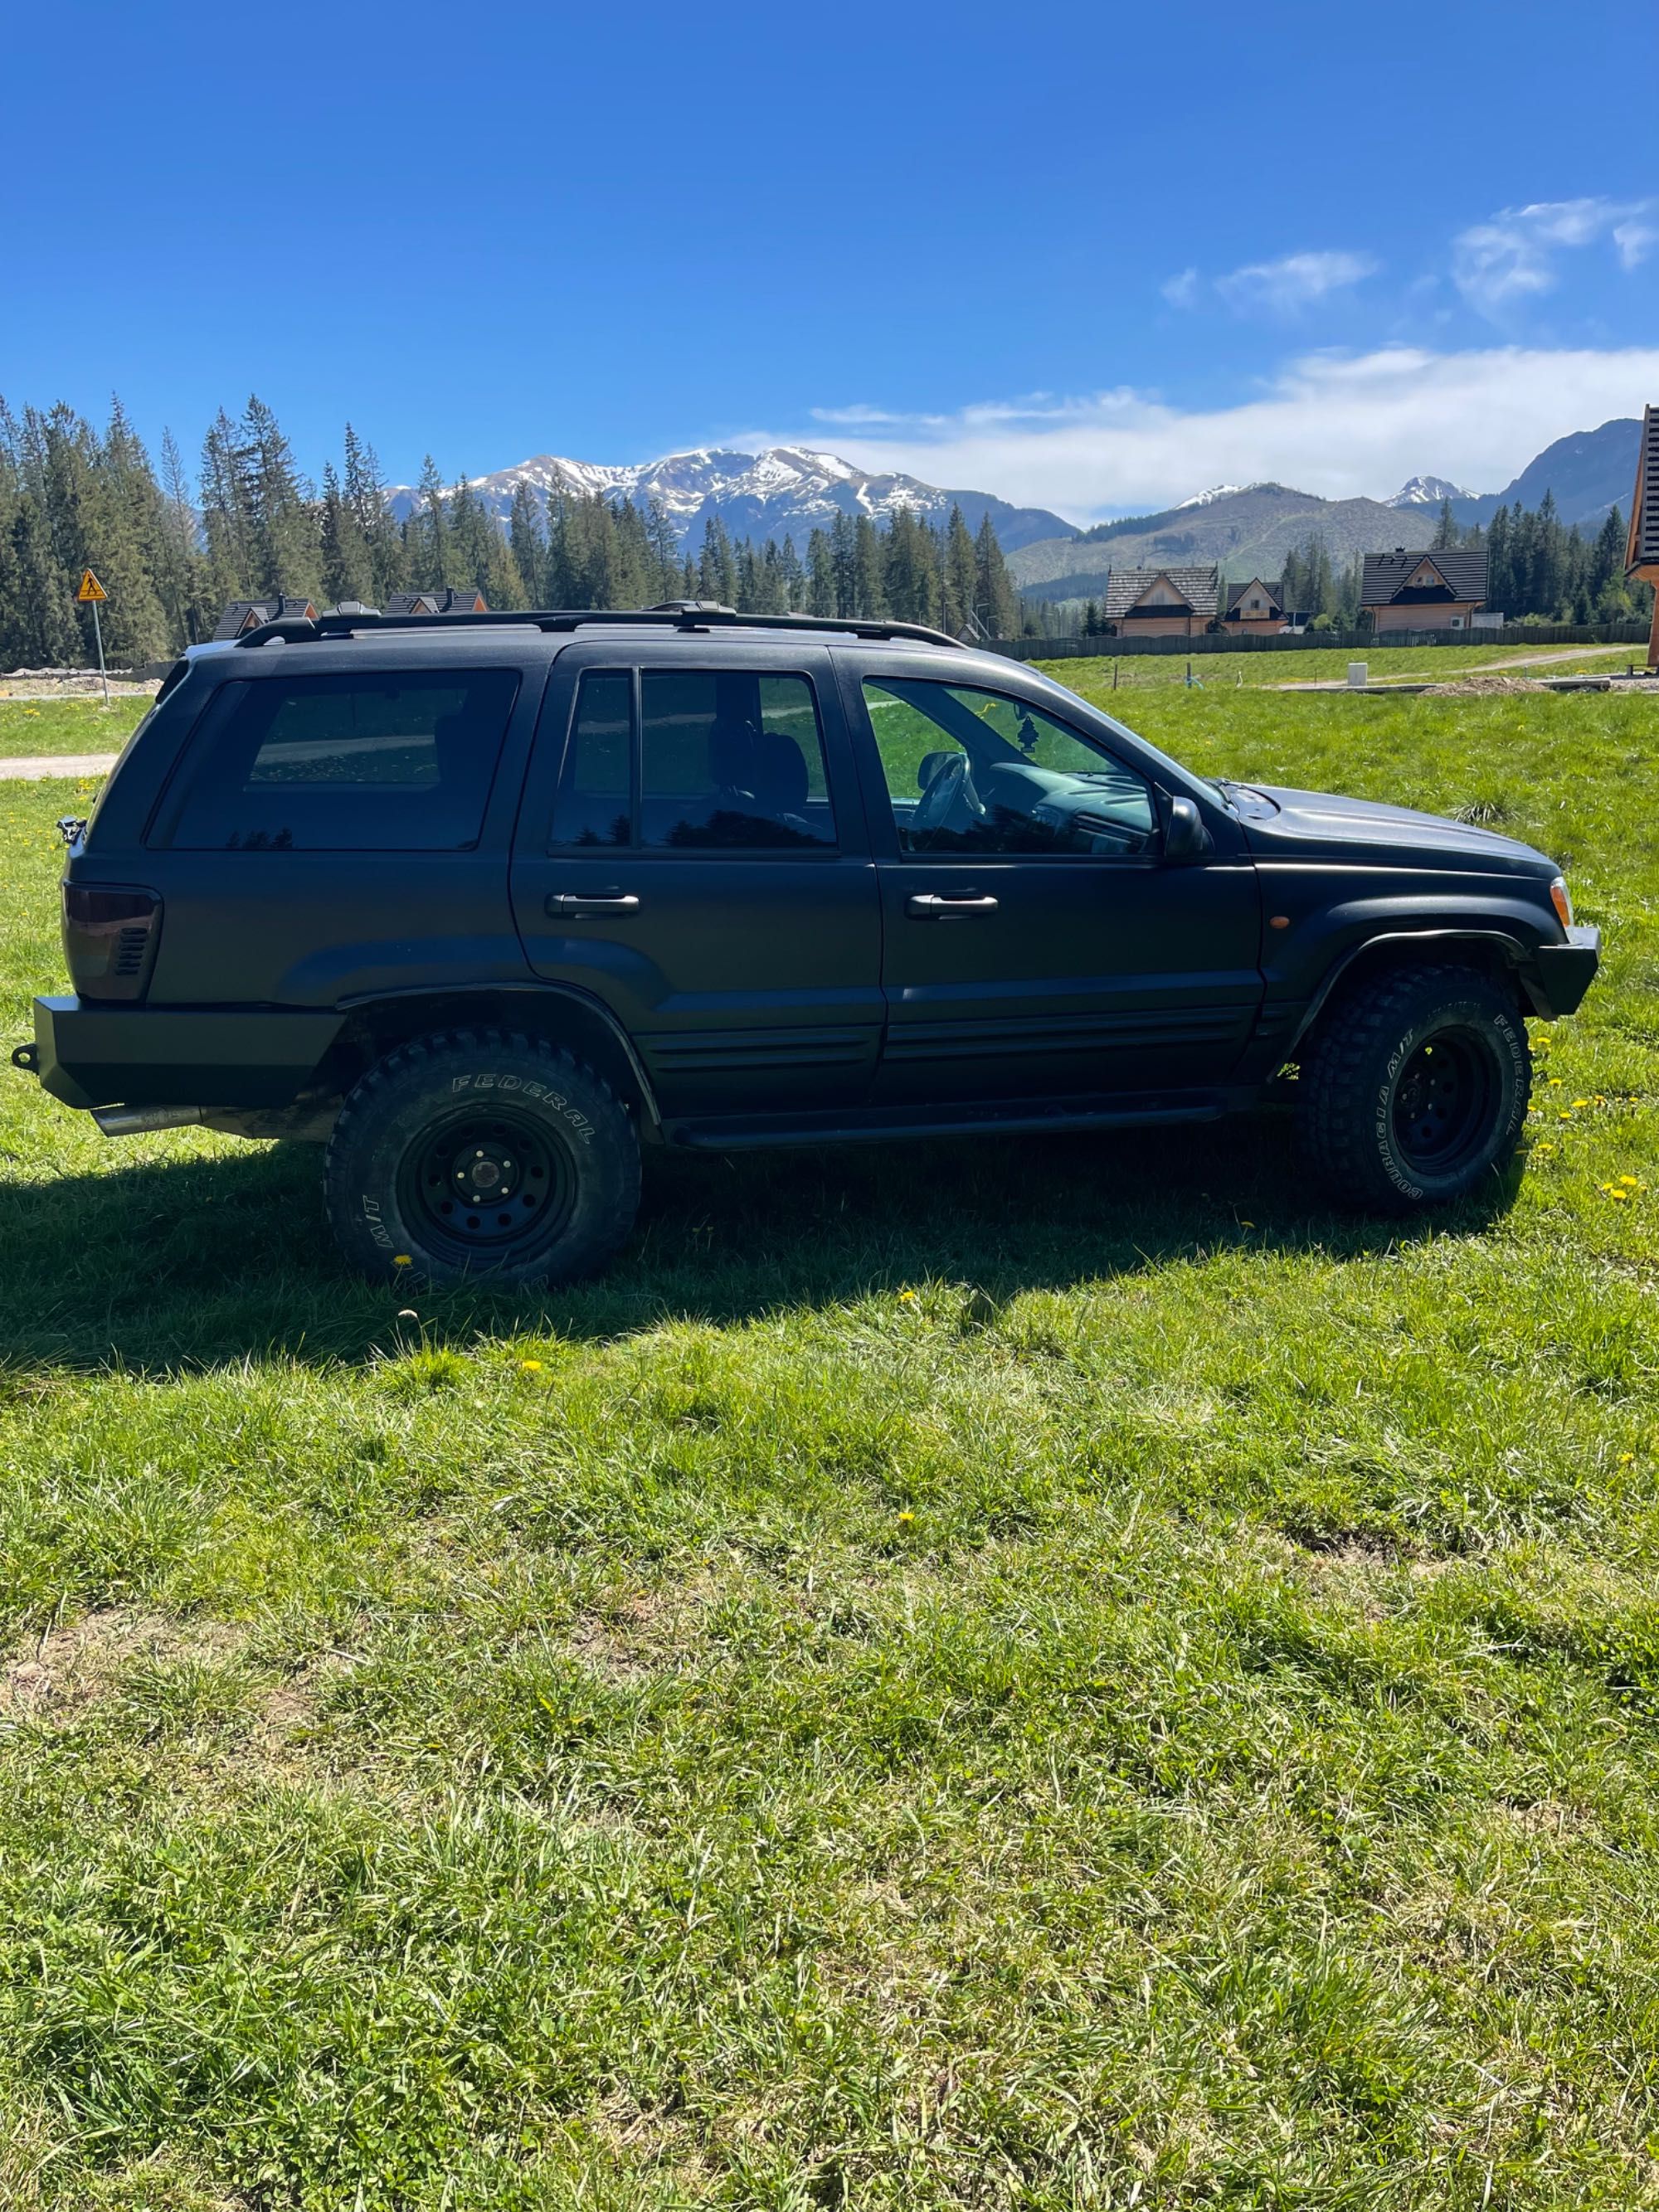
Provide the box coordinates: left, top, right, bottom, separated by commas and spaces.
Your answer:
1039, 639, 1640, 690
1, 682, 1657, 2209
0, 696, 148, 757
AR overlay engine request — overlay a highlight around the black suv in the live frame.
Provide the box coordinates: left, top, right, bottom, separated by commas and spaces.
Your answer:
15, 604, 1599, 1284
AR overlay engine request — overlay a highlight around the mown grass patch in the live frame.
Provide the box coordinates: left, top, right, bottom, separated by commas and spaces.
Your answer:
1, 682, 1657, 2207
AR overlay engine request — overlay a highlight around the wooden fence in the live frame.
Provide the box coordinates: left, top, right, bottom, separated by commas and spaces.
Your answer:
982, 620, 1654, 663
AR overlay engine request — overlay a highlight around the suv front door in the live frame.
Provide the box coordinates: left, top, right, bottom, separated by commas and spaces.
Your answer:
510, 641, 883, 1118
846, 664, 1263, 1103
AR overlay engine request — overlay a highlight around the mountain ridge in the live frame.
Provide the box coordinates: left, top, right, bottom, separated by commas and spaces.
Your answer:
385, 445, 1074, 554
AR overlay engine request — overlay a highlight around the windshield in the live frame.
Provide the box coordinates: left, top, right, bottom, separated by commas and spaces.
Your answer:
1017, 665, 1223, 803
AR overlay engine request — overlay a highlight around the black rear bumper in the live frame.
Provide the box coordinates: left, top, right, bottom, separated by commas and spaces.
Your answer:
1528, 925, 1600, 1019
27, 995, 343, 1111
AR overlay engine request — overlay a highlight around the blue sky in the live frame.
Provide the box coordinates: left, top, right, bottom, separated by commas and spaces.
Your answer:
8, 0, 1657, 521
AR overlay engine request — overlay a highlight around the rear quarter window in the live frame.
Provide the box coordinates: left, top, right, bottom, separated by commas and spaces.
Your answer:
152, 668, 520, 851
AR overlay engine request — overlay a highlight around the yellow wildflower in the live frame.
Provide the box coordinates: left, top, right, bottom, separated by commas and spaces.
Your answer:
518, 1359, 543, 1373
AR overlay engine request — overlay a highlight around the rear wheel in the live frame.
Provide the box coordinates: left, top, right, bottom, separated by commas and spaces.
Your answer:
324, 1029, 640, 1284
1297, 964, 1530, 1213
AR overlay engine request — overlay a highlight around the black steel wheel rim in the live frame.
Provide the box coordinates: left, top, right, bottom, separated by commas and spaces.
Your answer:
397, 1106, 576, 1266
1390, 1026, 1495, 1172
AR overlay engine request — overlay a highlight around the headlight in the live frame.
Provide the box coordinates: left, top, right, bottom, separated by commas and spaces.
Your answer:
1549, 876, 1573, 929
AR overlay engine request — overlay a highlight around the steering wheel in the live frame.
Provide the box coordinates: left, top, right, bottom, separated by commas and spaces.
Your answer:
910, 751, 985, 838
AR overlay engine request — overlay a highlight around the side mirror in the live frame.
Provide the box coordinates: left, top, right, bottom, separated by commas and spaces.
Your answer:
1162, 794, 1213, 862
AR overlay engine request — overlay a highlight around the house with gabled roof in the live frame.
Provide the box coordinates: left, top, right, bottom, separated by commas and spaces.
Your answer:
210, 594, 318, 640
1102, 565, 1219, 638
1360, 547, 1488, 634
1220, 576, 1285, 634
1626, 403, 1659, 668
384, 586, 489, 616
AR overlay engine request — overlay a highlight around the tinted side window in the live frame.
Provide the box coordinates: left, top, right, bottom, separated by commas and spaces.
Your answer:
864, 678, 1156, 859
161, 670, 518, 851
552, 671, 633, 848
640, 672, 835, 850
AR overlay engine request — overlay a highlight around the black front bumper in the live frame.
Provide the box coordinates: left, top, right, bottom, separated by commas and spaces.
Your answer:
1529, 925, 1600, 1019
26, 995, 343, 1111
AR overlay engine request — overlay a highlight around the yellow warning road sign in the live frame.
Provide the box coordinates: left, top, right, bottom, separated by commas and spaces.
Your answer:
76, 569, 108, 603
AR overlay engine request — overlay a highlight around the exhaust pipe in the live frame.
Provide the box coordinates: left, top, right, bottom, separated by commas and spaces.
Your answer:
91, 1104, 203, 1138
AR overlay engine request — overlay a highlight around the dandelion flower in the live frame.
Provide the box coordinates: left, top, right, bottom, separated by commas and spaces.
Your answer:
518, 1359, 543, 1373
898, 1289, 917, 1304
897, 1510, 917, 1525
392, 1253, 412, 1266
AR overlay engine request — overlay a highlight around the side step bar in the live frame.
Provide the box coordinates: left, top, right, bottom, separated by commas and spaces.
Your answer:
666, 1089, 1248, 1152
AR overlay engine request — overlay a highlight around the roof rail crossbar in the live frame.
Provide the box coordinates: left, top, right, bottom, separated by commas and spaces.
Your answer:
231, 606, 967, 651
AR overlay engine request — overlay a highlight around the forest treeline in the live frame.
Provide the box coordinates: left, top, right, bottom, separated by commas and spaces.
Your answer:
0, 394, 1024, 668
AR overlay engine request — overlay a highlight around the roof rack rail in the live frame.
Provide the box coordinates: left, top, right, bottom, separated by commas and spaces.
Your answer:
231, 605, 967, 651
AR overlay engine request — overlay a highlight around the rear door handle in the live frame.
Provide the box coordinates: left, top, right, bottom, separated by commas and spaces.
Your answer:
547, 892, 640, 918
906, 892, 999, 917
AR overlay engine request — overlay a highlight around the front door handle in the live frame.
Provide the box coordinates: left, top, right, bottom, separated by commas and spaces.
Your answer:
547, 892, 640, 918
906, 892, 999, 917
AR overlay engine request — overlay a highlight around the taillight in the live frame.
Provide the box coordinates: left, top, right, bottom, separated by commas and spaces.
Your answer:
62, 885, 163, 1001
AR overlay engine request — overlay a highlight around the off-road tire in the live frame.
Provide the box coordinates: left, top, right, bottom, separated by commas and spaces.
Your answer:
1297, 963, 1530, 1214
324, 1028, 640, 1285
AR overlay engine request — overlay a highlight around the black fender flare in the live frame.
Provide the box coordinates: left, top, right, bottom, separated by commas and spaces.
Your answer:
1286, 926, 1536, 1060
333, 979, 662, 1130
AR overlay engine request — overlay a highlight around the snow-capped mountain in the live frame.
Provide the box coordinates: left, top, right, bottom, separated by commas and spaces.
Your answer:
1173, 483, 1248, 510
1387, 474, 1477, 508
385, 445, 1074, 554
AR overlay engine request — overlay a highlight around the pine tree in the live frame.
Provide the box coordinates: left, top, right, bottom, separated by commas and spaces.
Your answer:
342, 425, 406, 604
853, 515, 888, 618
200, 409, 257, 605
645, 495, 681, 602
943, 504, 977, 634
241, 396, 322, 599
697, 515, 737, 605
91, 398, 173, 664
7, 492, 79, 664
971, 512, 1018, 635
319, 461, 375, 605
411, 455, 450, 590
1432, 497, 1458, 550
830, 512, 857, 616
806, 527, 836, 616
508, 481, 546, 605
158, 426, 211, 645
776, 534, 804, 613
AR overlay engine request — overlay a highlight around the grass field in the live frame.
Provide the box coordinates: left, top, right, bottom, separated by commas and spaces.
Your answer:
0, 678, 1657, 2208
1039, 639, 1641, 691
0, 696, 149, 756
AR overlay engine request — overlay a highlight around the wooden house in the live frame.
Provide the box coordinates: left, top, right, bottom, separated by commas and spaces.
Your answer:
210, 594, 317, 640
1102, 566, 1219, 639
1220, 576, 1285, 634
1625, 402, 1659, 669
383, 587, 489, 616
1360, 548, 1487, 634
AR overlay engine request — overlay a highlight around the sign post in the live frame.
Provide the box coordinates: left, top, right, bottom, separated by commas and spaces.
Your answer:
76, 569, 109, 707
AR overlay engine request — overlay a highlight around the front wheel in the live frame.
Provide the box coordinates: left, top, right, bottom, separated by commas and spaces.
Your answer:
324, 1029, 640, 1284
1297, 964, 1531, 1214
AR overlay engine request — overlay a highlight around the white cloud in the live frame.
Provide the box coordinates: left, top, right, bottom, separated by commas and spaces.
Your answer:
769, 346, 1659, 523
1161, 266, 1200, 310
1213, 250, 1378, 314
1453, 197, 1657, 315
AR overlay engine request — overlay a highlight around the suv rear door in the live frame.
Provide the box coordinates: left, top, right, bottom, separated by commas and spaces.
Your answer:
510, 639, 883, 1117
843, 659, 1263, 1103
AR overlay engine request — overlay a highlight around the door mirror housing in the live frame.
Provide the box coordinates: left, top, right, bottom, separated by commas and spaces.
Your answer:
1161, 793, 1213, 863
